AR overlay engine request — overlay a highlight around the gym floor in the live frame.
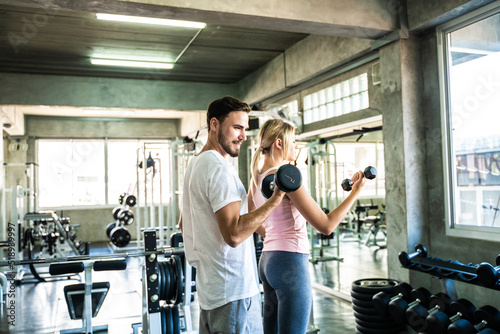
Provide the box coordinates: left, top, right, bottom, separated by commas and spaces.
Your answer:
0, 237, 388, 334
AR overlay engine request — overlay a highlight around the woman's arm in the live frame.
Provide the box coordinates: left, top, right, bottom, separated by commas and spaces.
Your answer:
248, 179, 266, 238
287, 171, 366, 235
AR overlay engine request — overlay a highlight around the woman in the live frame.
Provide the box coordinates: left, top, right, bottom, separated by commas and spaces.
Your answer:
248, 119, 367, 334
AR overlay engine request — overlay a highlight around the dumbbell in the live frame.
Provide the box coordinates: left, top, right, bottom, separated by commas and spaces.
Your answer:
449, 305, 500, 334
426, 298, 476, 334
372, 282, 413, 317
398, 244, 428, 268
388, 287, 431, 325
261, 164, 302, 199
476, 255, 500, 287
341, 166, 377, 191
406, 292, 452, 332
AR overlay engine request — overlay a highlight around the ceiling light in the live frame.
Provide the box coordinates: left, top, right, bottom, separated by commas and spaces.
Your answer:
91, 58, 174, 69
96, 13, 206, 29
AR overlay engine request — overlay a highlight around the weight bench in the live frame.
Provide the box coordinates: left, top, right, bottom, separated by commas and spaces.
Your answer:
49, 258, 127, 334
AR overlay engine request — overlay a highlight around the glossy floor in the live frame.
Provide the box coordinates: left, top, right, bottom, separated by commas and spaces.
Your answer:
0, 239, 388, 333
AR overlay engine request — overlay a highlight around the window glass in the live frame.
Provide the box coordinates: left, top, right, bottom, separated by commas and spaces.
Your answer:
335, 142, 385, 197
440, 5, 500, 232
38, 139, 105, 207
303, 73, 369, 125
107, 140, 142, 205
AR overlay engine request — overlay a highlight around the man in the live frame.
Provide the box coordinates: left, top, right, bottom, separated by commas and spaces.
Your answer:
180, 96, 285, 334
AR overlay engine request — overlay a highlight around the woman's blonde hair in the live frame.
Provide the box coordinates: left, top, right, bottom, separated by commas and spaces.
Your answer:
251, 119, 296, 189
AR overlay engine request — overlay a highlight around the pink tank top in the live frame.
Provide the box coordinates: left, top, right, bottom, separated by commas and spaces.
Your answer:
253, 167, 310, 254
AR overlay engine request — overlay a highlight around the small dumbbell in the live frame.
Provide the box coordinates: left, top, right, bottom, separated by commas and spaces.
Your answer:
476, 254, 500, 287
261, 164, 302, 199
372, 282, 413, 317
406, 292, 452, 332
388, 287, 431, 325
341, 166, 377, 191
448, 305, 500, 334
398, 244, 428, 268
426, 298, 476, 334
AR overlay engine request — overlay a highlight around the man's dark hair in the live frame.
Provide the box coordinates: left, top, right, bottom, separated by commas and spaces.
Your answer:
207, 96, 251, 131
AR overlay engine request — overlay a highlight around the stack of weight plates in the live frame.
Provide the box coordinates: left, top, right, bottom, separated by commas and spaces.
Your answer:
351, 278, 407, 334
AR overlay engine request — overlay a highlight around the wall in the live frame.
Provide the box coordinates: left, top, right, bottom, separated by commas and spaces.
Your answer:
0, 73, 236, 111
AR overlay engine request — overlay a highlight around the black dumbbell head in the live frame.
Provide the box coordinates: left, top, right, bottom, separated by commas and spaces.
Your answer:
364, 166, 377, 179
261, 174, 275, 199
261, 164, 302, 199
450, 299, 476, 323
275, 164, 302, 193
474, 305, 500, 332
341, 179, 352, 192
477, 262, 499, 287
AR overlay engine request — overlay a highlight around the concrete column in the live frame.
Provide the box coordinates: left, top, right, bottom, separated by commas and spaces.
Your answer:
380, 36, 430, 285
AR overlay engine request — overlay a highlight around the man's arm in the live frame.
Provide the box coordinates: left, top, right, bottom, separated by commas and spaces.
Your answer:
215, 189, 284, 248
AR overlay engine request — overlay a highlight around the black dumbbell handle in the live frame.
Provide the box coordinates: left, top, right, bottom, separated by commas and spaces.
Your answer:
341, 166, 377, 191
399, 245, 427, 268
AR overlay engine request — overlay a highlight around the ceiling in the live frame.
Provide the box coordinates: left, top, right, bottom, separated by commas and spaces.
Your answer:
0, 3, 308, 84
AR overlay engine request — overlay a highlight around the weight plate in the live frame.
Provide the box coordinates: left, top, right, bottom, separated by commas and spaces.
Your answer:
351, 290, 376, 302
352, 304, 383, 316
172, 255, 184, 305
355, 318, 401, 329
352, 298, 376, 309
161, 306, 166, 334
353, 310, 394, 323
167, 259, 175, 303
351, 278, 398, 295
112, 206, 122, 220
110, 227, 131, 247
172, 305, 180, 334
165, 261, 172, 302
106, 222, 116, 238
125, 195, 136, 207
166, 306, 173, 334
158, 260, 164, 302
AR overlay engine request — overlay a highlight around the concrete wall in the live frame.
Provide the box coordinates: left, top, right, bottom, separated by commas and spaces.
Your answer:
0, 73, 237, 111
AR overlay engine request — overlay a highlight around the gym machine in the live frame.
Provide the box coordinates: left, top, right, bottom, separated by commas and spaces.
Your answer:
135, 139, 201, 250
307, 139, 342, 264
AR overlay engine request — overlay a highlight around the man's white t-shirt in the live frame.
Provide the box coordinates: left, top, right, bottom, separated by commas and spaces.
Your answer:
182, 150, 259, 310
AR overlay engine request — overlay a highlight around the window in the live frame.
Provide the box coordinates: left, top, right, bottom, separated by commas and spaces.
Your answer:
438, 2, 500, 239
303, 73, 369, 125
335, 142, 385, 198
38, 138, 171, 208
38, 139, 105, 207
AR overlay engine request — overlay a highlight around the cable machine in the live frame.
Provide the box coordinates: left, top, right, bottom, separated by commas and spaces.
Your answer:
307, 139, 343, 264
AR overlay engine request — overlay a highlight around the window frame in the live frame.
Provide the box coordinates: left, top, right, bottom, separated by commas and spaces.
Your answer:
437, 1, 500, 240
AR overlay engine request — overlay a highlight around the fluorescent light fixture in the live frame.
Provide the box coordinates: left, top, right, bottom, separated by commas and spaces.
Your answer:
91, 58, 174, 69
83, 109, 135, 116
96, 13, 206, 29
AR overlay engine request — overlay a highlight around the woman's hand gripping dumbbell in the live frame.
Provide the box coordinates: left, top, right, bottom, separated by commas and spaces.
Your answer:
341, 166, 377, 191
261, 164, 302, 199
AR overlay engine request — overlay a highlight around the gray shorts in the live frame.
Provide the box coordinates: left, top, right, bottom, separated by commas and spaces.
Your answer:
199, 294, 263, 334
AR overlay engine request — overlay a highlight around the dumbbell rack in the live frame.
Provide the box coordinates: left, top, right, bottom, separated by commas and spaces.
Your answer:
399, 245, 500, 292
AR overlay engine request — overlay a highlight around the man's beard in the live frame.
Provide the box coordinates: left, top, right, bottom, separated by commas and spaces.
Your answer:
218, 130, 241, 158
